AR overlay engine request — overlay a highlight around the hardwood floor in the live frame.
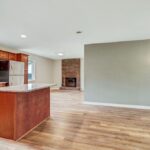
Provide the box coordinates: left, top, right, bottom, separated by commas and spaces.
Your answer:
1, 90, 150, 149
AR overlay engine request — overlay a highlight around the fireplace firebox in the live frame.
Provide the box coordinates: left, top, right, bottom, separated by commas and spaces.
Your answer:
65, 77, 76, 87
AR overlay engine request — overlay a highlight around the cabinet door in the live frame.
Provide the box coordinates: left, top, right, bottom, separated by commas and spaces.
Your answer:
17, 54, 28, 62
22, 55, 28, 62
9, 53, 16, 61
0, 51, 9, 60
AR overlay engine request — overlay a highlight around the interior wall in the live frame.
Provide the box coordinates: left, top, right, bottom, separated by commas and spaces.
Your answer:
0, 46, 19, 53
81, 58, 84, 91
53, 60, 62, 88
29, 54, 54, 84
85, 40, 150, 106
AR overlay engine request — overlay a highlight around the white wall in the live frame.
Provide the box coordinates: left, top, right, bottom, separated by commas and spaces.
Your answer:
0, 46, 19, 53
53, 60, 62, 88
80, 58, 84, 91
85, 40, 150, 106
29, 54, 54, 84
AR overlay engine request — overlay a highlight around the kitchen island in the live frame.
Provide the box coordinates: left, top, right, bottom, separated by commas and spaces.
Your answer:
0, 83, 54, 140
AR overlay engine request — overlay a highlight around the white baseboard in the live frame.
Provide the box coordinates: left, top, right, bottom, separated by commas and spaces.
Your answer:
83, 101, 150, 110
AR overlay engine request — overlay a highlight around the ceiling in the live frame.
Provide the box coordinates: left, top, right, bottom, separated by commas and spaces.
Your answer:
0, 0, 150, 59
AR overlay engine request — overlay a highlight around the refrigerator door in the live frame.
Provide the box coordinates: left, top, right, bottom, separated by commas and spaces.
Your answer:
9, 76, 24, 86
9, 61, 24, 76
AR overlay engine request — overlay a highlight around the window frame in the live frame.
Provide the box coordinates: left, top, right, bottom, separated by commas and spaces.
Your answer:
28, 60, 36, 82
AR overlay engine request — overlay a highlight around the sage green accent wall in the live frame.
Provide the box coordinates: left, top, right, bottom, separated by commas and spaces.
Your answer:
85, 40, 150, 106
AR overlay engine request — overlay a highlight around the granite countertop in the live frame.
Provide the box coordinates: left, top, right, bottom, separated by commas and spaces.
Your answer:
0, 83, 56, 93
0, 82, 8, 87
0, 82, 8, 84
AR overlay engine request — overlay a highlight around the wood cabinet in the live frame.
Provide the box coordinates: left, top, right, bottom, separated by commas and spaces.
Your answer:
9, 53, 17, 61
0, 50, 28, 84
17, 53, 28, 63
0, 88, 50, 140
0, 50, 9, 60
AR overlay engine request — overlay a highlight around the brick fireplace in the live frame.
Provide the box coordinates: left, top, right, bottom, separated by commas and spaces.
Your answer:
61, 59, 80, 90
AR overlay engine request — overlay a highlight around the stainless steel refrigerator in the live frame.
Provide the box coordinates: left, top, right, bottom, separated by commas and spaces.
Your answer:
0, 60, 24, 86
9, 60, 24, 86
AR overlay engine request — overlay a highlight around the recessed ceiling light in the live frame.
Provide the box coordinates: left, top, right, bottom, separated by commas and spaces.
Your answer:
20, 34, 27, 39
76, 31, 82, 34
57, 52, 64, 56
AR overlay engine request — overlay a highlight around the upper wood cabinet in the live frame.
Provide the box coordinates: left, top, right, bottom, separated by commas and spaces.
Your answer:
17, 53, 28, 63
0, 50, 9, 60
0, 51, 29, 84
9, 53, 17, 61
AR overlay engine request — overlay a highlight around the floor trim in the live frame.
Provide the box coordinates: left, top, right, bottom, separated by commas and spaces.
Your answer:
83, 101, 150, 110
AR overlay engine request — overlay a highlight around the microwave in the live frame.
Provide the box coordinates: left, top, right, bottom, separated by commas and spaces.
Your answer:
0, 60, 9, 82
0, 60, 9, 71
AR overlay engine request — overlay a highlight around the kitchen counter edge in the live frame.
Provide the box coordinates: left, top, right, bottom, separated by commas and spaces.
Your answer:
0, 83, 56, 93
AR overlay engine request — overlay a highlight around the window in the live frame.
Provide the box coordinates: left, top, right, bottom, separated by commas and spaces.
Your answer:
28, 60, 35, 81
